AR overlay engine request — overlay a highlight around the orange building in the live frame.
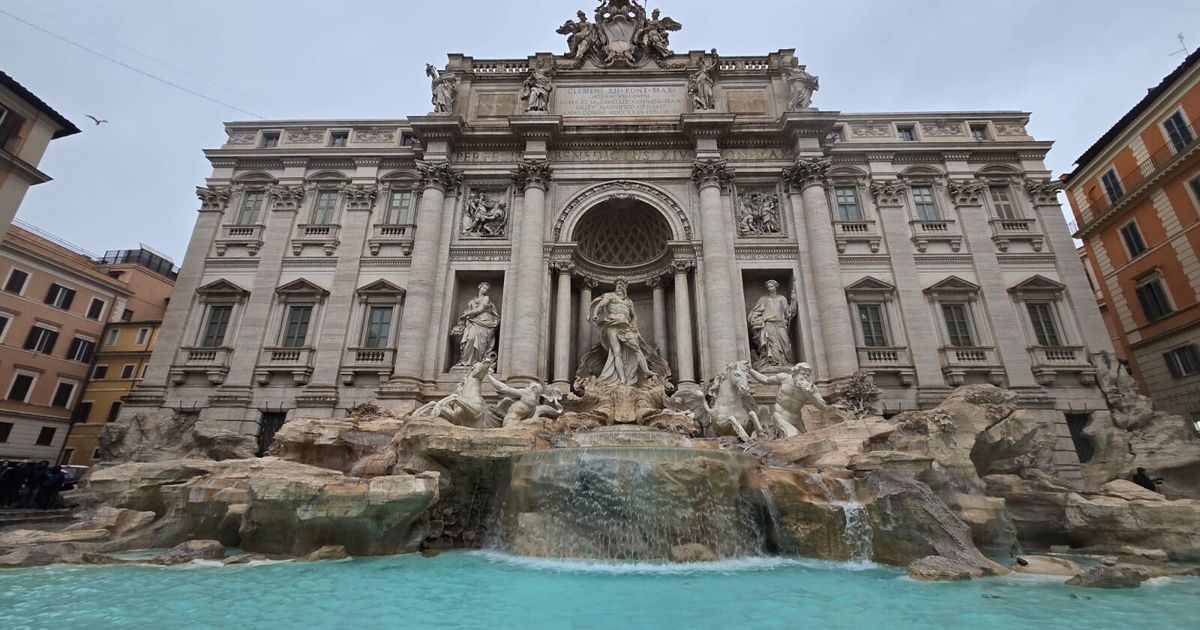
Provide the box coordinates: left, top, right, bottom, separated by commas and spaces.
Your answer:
1065, 49, 1200, 421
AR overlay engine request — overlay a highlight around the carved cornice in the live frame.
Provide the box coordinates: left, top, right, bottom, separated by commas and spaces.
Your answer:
947, 178, 988, 207
342, 184, 379, 211
416, 160, 463, 191
280, 157, 309, 168
692, 159, 733, 190
782, 157, 831, 191
196, 186, 231, 212
511, 159, 553, 192
1024, 178, 1063, 206
869, 179, 909, 207
267, 184, 306, 211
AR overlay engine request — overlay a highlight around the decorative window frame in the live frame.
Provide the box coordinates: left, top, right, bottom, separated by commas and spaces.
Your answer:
1118, 218, 1148, 260
352, 280, 406, 348
189, 279, 250, 349
1159, 106, 1194, 154
7, 367, 40, 404
268, 279, 330, 349
845, 276, 903, 347
291, 171, 350, 256
0, 308, 15, 345
1132, 268, 1176, 322
3, 266, 30, 296
50, 378, 80, 409
1008, 275, 1073, 347
923, 276, 988, 348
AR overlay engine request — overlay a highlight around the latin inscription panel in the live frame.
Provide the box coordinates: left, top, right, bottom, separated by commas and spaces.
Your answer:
555, 84, 687, 117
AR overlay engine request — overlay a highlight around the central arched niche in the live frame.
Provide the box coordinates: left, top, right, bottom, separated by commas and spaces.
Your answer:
572, 198, 672, 272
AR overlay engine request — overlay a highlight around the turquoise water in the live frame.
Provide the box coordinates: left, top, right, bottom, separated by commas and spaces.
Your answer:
1, 551, 1196, 629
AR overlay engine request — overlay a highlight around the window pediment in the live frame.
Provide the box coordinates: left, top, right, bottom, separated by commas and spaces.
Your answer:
925, 276, 980, 300
356, 279, 406, 302
1008, 274, 1066, 299
196, 279, 250, 302
276, 278, 329, 301
846, 276, 896, 301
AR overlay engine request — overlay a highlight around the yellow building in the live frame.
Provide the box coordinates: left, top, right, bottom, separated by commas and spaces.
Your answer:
63, 320, 161, 465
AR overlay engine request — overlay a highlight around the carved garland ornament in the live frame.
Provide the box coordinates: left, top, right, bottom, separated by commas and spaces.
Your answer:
416, 160, 464, 191
512, 160, 553, 191
553, 180, 694, 241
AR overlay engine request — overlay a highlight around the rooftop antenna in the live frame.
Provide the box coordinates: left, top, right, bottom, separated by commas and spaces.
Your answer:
1171, 32, 1189, 57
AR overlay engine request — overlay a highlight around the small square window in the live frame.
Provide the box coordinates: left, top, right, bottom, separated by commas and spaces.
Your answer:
4, 268, 28, 294
67, 337, 96, 363
261, 132, 279, 148
122, 309, 134, 322
828, 127, 844, 143
897, 125, 916, 141
120, 364, 136, 380
1164, 345, 1200, 378
330, 131, 349, 147
400, 132, 416, 146
92, 365, 109, 380
86, 298, 106, 320
0, 421, 13, 442
45, 284, 76, 310
35, 427, 56, 446
970, 124, 989, 141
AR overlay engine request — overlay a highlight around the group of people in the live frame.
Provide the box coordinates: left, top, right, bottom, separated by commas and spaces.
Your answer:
0, 460, 68, 510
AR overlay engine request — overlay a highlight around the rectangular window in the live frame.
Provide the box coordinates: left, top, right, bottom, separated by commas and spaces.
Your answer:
74, 401, 93, 423
1164, 345, 1200, 379
36, 427, 56, 446
260, 131, 279, 148
970, 124, 989, 141
310, 191, 338, 225
86, 298, 106, 320
106, 328, 120, 346
1026, 302, 1062, 346
329, 131, 349, 147
7, 373, 35, 402
135, 328, 150, 345
121, 309, 134, 322
44, 284, 76, 310
200, 304, 233, 347
384, 190, 414, 224
941, 303, 977, 347
1190, 175, 1200, 207
1120, 221, 1147, 258
67, 337, 96, 363
92, 364, 108, 380
24, 326, 59, 354
1135, 278, 1173, 322
4, 268, 28, 294
828, 127, 844, 143
401, 132, 416, 146
0, 313, 9, 342
1164, 111, 1194, 152
1101, 168, 1124, 203
106, 401, 122, 422
236, 191, 265, 225
281, 305, 313, 348
897, 125, 916, 141
912, 186, 940, 220
989, 185, 1019, 220
856, 304, 889, 348
363, 306, 394, 348
51, 381, 76, 408
0, 421, 12, 442
834, 186, 863, 221
120, 364, 136, 380
0, 104, 27, 150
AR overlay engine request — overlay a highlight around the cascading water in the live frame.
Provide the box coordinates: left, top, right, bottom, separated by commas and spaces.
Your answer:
808, 473, 875, 564
497, 427, 764, 561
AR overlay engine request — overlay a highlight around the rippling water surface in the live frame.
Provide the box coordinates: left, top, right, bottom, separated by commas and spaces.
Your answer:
0, 551, 1196, 629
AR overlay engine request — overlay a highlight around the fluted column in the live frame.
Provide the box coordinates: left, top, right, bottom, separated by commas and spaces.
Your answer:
391, 161, 461, 384
786, 158, 858, 380
552, 262, 574, 387
577, 276, 597, 356
672, 261, 696, 386
692, 159, 739, 373
647, 276, 669, 360
508, 160, 552, 379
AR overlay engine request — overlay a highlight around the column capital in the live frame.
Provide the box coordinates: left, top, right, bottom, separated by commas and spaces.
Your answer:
196, 186, 231, 212
692, 158, 733, 190
416, 160, 463, 192
581, 275, 600, 290
551, 260, 575, 274
1024, 178, 1064, 206
670, 259, 696, 273
645, 275, 666, 289
783, 157, 832, 191
948, 178, 988, 207
341, 184, 379, 211
869, 179, 909, 207
512, 159, 553, 192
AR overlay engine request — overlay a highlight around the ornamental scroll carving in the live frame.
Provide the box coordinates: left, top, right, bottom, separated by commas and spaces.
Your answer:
922, 121, 964, 136
512, 160, 553, 191
196, 186, 231, 211
1024, 179, 1063, 206
355, 128, 396, 144
267, 184, 306, 211
227, 131, 256, 145
869, 180, 909, 207
994, 123, 1027, 136
851, 122, 891, 137
285, 128, 324, 144
947, 179, 988, 206
416, 160, 464, 191
782, 157, 831, 190
692, 159, 733, 189
342, 184, 380, 211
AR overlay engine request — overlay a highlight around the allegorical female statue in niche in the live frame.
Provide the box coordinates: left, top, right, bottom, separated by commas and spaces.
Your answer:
453, 282, 500, 367
748, 279, 798, 369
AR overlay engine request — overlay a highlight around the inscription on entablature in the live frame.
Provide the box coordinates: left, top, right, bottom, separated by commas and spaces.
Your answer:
452, 150, 523, 163
555, 85, 687, 117
724, 148, 794, 161
550, 148, 694, 162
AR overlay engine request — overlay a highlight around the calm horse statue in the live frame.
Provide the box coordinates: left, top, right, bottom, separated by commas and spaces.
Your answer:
412, 360, 496, 428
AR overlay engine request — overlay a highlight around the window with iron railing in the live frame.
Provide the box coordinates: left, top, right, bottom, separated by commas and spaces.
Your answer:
1080, 111, 1199, 218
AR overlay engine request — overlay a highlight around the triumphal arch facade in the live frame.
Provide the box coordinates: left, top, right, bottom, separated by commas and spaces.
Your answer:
125, 1, 1112, 472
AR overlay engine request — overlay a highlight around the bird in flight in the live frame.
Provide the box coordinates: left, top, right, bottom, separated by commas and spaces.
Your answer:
85, 115, 108, 126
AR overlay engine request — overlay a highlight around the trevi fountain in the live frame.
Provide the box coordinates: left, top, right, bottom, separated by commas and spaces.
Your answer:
3, 2, 1200, 628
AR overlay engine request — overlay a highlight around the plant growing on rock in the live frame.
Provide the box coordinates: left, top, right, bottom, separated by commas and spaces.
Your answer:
835, 371, 881, 418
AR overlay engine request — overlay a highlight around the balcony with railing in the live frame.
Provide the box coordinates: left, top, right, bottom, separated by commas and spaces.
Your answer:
1075, 115, 1199, 236
340, 347, 396, 385
215, 224, 265, 256
170, 347, 233, 384
1027, 345, 1096, 386
368, 223, 416, 257
909, 219, 962, 252
832, 220, 882, 253
291, 224, 341, 256
988, 217, 1044, 252
255, 347, 315, 385
856, 346, 915, 386
938, 346, 1004, 386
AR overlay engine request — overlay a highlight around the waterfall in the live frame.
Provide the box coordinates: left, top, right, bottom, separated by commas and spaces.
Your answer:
834, 478, 875, 564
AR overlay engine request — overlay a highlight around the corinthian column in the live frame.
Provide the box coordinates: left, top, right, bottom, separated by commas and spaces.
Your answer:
692, 159, 739, 373
577, 276, 597, 356
391, 161, 461, 385
508, 160, 553, 380
552, 262, 574, 388
647, 276, 669, 360
672, 260, 696, 386
785, 157, 858, 380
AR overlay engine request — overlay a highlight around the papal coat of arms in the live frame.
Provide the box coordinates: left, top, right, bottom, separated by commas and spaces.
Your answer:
557, 0, 683, 68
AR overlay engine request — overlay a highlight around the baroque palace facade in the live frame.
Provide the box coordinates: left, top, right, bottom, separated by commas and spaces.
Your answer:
123, 2, 1110, 471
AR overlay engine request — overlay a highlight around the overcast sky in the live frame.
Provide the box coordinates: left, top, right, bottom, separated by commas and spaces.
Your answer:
3, 0, 1199, 261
